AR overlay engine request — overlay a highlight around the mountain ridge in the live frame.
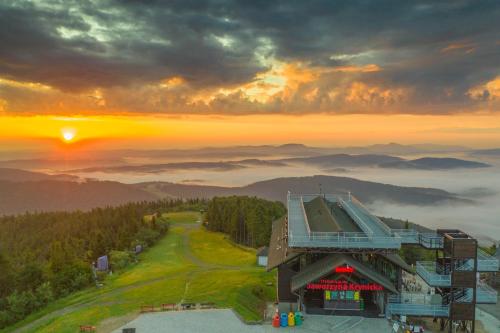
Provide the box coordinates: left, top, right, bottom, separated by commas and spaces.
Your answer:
0, 169, 470, 215
61, 154, 489, 174
135, 174, 469, 206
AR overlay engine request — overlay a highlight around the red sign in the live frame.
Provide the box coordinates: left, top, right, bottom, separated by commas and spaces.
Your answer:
307, 280, 383, 291
335, 266, 355, 273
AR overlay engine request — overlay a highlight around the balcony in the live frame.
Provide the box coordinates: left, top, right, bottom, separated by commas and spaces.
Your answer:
391, 229, 443, 249
416, 261, 451, 287
477, 281, 498, 304
387, 295, 449, 317
477, 249, 499, 272
418, 233, 444, 249
288, 231, 401, 249
391, 229, 419, 243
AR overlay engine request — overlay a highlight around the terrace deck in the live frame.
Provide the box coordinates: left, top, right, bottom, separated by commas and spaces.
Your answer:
287, 193, 401, 249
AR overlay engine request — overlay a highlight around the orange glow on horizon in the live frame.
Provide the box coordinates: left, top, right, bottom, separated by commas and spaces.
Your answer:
1, 113, 500, 150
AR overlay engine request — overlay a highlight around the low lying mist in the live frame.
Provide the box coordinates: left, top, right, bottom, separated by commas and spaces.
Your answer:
348, 165, 500, 244
47, 152, 500, 243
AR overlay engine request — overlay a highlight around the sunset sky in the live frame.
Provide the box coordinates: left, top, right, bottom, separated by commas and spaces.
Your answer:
1, 1, 499, 150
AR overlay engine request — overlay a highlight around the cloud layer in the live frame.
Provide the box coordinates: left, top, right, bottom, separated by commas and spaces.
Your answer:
0, 0, 499, 115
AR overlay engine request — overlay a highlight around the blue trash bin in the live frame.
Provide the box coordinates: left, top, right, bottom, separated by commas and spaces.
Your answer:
280, 313, 288, 327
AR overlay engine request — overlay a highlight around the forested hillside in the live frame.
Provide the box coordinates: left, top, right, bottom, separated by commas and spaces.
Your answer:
0, 199, 205, 328
0, 179, 157, 215
0, 169, 468, 215
137, 174, 467, 206
204, 196, 286, 248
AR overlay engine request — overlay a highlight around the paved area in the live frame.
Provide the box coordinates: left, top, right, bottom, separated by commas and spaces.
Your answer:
478, 294, 500, 320
113, 309, 393, 333
477, 307, 500, 333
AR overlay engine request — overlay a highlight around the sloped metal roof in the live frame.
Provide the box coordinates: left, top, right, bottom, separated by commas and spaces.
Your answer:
266, 216, 300, 271
303, 196, 342, 232
303, 196, 362, 232
382, 253, 413, 273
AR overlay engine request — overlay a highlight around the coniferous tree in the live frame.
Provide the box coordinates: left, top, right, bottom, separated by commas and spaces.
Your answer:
0, 198, 206, 328
204, 196, 286, 247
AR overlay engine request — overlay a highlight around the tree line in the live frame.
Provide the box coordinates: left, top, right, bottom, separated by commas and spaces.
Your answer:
204, 196, 286, 248
0, 195, 283, 328
0, 198, 205, 328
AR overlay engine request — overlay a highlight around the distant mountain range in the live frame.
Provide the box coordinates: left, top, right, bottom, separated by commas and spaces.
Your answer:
69, 161, 247, 173
469, 148, 500, 157
285, 154, 489, 170
0, 142, 474, 170
284, 154, 403, 167
378, 157, 490, 170
0, 169, 469, 215
68, 158, 288, 173
64, 154, 490, 174
106, 142, 470, 158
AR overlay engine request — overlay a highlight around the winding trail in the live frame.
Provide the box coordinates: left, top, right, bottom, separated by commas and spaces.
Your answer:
11, 221, 254, 333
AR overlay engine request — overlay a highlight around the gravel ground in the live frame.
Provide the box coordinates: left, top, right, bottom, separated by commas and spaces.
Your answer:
112, 309, 393, 333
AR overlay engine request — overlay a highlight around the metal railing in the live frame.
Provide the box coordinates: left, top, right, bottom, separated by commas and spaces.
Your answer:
418, 233, 443, 249
350, 196, 394, 235
387, 294, 449, 317
390, 232, 498, 271
391, 229, 443, 249
477, 249, 499, 272
391, 229, 418, 242
288, 192, 401, 248
287, 194, 309, 239
416, 261, 451, 287
443, 289, 470, 304
390, 293, 435, 305
299, 196, 311, 235
339, 198, 375, 238
452, 283, 498, 304
288, 231, 401, 249
386, 302, 449, 317
477, 281, 498, 303
292, 193, 344, 203
455, 259, 474, 271
455, 290, 471, 303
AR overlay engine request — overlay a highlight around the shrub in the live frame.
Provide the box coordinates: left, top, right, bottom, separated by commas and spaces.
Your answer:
135, 228, 161, 247
109, 250, 133, 271
50, 261, 92, 297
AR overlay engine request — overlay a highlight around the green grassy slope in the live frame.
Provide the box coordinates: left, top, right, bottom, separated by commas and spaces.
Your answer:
3, 212, 275, 333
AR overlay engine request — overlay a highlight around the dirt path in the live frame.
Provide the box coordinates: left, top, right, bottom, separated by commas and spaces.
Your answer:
12, 222, 250, 333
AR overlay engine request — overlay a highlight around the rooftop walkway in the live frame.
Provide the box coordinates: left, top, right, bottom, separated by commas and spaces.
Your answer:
287, 193, 401, 249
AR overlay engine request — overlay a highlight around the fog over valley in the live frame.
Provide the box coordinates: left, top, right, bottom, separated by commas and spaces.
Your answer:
2, 143, 498, 243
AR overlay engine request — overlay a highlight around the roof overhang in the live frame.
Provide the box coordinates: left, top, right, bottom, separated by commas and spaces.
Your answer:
291, 254, 399, 294
266, 216, 300, 271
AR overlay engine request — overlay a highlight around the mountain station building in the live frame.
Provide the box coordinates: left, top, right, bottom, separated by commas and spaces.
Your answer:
267, 193, 499, 333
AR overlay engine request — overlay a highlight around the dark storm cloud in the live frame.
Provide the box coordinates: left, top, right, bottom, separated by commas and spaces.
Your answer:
0, 0, 499, 113
0, 0, 264, 92
220, 0, 500, 108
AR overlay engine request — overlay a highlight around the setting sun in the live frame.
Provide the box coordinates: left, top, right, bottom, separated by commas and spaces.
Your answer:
61, 129, 76, 142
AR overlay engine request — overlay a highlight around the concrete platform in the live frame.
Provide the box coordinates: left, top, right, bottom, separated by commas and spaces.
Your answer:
112, 309, 393, 333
